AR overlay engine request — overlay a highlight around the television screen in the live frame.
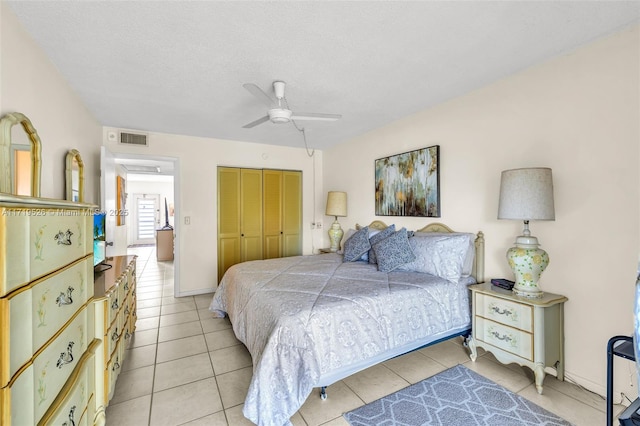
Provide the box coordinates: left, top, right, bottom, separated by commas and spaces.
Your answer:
93, 212, 106, 267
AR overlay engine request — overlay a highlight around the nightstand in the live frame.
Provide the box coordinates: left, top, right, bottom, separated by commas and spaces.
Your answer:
468, 282, 568, 394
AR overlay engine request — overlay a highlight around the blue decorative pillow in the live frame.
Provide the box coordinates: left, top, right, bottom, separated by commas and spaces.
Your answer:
372, 228, 416, 272
343, 226, 371, 262
368, 224, 396, 264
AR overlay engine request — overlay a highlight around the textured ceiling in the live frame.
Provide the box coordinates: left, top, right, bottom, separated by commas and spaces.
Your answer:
6, 1, 640, 150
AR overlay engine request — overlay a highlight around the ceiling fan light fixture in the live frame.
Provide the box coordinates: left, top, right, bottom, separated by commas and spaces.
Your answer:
268, 108, 292, 124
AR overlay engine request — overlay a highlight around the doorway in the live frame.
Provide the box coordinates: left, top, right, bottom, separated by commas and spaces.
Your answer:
133, 193, 160, 245
101, 148, 180, 296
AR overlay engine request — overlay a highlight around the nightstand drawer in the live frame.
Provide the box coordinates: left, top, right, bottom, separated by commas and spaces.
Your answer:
475, 317, 533, 361
476, 293, 533, 332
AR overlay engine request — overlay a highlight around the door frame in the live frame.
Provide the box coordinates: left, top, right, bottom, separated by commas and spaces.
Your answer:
110, 152, 181, 297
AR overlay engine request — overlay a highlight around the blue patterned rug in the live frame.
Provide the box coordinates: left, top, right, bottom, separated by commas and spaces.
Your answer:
343, 364, 573, 426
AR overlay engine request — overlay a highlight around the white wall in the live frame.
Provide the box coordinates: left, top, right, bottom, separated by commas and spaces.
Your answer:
1, 3, 102, 203
104, 131, 326, 296
323, 25, 640, 399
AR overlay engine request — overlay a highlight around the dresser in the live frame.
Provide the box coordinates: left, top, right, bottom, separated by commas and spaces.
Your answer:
93, 255, 137, 407
0, 195, 98, 425
468, 282, 567, 394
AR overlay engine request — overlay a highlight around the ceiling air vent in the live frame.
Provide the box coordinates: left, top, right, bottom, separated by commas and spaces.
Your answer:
119, 132, 148, 147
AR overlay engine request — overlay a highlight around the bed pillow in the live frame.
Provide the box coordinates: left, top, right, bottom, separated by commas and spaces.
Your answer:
343, 226, 371, 262
412, 232, 475, 277
397, 233, 471, 282
368, 224, 396, 264
371, 227, 415, 272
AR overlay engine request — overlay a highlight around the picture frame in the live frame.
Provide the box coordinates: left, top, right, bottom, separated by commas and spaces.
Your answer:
374, 145, 440, 217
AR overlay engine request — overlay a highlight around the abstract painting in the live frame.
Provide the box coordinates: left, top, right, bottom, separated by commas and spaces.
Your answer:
375, 145, 440, 217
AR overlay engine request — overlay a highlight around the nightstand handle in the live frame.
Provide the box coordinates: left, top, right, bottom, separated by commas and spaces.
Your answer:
491, 306, 514, 317
490, 331, 513, 343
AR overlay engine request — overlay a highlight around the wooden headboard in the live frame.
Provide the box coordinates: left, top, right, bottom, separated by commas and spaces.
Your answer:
356, 220, 485, 283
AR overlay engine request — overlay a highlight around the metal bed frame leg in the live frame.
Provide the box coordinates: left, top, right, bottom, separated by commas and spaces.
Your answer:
320, 386, 327, 400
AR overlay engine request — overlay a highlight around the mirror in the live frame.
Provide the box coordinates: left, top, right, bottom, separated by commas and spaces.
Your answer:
65, 149, 84, 202
0, 112, 42, 197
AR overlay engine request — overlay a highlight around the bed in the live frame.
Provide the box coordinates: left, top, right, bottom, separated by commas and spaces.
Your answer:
209, 221, 485, 426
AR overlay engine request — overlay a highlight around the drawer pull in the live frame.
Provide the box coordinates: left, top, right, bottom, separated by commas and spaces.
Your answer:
64, 405, 77, 426
111, 327, 120, 341
111, 298, 119, 310
490, 331, 513, 342
54, 229, 73, 246
489, 303, 518, 321
125, 330, 131, 340
124, 306, 130, 316
112, 356, 120, 371
56, 341, 75, 368
487, 326, 518, 348
124, 282, 129, 291
55, 286, 75, 306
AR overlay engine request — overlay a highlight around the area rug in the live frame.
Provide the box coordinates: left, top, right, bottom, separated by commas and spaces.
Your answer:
343, 364, 573, 426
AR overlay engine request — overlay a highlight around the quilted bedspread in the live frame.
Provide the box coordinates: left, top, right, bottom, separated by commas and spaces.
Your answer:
208, 253, 472, 426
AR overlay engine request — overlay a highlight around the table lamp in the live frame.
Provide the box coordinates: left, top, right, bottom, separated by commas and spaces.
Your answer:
498, 168, 555, 298
325, 191, 347, 252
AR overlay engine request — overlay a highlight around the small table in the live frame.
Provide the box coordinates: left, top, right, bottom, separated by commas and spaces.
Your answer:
468, 282, 567, 394
607, 335, 635, 426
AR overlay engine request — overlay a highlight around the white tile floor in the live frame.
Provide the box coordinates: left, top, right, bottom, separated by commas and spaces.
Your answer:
105, 246, 624, 425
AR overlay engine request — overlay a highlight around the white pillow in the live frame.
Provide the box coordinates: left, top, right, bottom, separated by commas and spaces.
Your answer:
411, 232, 475, 277
397, 233, 472, 282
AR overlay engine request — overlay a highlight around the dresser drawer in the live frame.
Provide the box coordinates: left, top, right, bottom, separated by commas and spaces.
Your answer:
1, 258, 94, 387
106, 341, 125, 401
475, 317, 533, 361
475, 293, 533, 332
106, 312, 125, 360
3, 363, 35, 426
32, 257, 94, 353
0, 211, 31, 295
0, 207, 93, 296
38, 346, 95, 426
33, 308, 88, 422
2, 287, 33, 387
30, 212, 92, 282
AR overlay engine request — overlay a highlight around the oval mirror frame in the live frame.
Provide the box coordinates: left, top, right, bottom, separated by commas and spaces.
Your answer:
0, 112, 42, 197
65, 149, 84, 203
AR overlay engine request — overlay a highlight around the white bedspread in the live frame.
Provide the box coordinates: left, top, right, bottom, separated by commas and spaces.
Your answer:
208, 253, 472, 426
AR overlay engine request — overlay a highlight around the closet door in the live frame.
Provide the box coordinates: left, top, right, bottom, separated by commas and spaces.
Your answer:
282, 171, 302, 257
240, 169, 263, 262
217, 167, 241, 282
263, 170, 283, 259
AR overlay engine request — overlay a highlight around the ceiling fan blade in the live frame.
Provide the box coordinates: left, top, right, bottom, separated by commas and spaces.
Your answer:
243, 83, 275, 107
290, 112, 342, 121
242, 115, 270, 128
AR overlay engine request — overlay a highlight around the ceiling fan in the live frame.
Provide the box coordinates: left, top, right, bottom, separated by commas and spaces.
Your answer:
242, 81, 342, 129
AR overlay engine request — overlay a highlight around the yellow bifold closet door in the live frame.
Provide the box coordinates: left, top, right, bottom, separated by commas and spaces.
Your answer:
263, 169, 283, 259
282, 170, 302, 257
217, 167, 301, 283
240, 168, 263, 262
217, 167, 241, 282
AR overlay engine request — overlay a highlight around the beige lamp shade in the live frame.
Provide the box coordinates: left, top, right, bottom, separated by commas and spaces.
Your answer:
498, 168, 555, 221
498, 167, 555, 299
325, 191, 347, 217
